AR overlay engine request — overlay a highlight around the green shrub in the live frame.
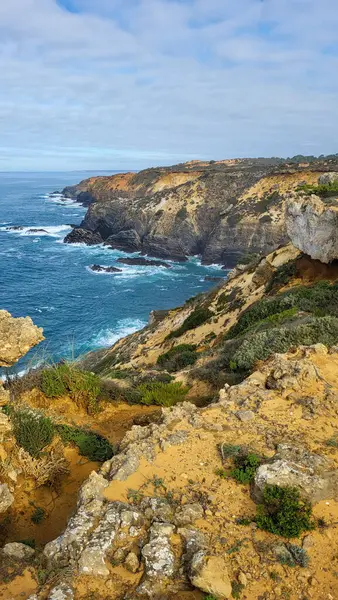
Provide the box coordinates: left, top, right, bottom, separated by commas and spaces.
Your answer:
157, 344, 198, 372
232, 315, 338, 371
230, 453, 261, 484
12, 410, 54, 458
232, 581, 245, 599
56, 424, 115, 462
297, 181, 338, 197
256, 485, 315, 538
41, 364, 101, 414
219, 443, 242, 459
326, 436, 338, 448
266, 260, 298, 292
285, 543, 310, 567
136, 381, 189, 407
167, 307, 212, 340
227, 280, 338, 340
31, 507, 46, 525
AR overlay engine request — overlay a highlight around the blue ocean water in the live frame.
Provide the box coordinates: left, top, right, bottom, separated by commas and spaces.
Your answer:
0, 172, 225, 370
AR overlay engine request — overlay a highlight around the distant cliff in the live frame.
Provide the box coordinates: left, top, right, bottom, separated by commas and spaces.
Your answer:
64, 157, 338, 266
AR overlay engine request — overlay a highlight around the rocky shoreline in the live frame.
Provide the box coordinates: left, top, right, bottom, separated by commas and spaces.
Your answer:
62, 157, 338, 266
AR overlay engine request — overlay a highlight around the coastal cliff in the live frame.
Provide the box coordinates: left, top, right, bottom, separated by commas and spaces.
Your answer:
2, 187, 338, 599
63, 157, 338, 265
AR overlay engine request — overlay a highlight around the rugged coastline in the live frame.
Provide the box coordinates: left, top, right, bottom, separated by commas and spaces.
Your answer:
1, 176, 338, 599
63, 157, 338, 266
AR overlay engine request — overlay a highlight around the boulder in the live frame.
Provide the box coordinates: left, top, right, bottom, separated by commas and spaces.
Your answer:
64, 228, 103, 245
2, 542, 35, 560
124, 551, 140, 573
286, 195, 338, 263
0, 310, 44, 367
318, 173, 338, 185
0, 484, 13, 513
175, 503, 204, 526
141, 523, 175, 579
253, 444, 338, 503
189, 552, 232, 598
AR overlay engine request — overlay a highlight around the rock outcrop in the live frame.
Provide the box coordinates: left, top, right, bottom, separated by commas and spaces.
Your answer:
63, 158, 338, 265
287, 193, 338, 263
0, 310, 44, 367
35, 346, 338, 600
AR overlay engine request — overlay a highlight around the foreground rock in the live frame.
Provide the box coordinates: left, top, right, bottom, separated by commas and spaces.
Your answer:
89, 264, 122, 273
38, 346, 338, 599
116, 257, 171, 268
190, 552, 232, 598
0, 310, 44, 367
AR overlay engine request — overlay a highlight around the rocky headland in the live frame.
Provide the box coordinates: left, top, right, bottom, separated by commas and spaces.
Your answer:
1, 181, 338, 599
63, 157, 338, 266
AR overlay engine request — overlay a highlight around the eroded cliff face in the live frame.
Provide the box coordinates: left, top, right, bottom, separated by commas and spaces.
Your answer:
287, 192, 338, 263
63, 158, 338, 265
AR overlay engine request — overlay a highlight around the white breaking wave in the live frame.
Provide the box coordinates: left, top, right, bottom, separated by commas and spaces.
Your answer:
3, 225, 71, 238
92, 318, 146, 348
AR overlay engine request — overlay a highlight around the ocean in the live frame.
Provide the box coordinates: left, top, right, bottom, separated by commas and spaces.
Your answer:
0, 171, 225, 371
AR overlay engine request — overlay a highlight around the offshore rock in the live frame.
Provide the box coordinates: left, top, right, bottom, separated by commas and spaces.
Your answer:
64, 227, 103, 245
116, 257, 171, 268
0, 310, 44, 367
89, 264, 122, 273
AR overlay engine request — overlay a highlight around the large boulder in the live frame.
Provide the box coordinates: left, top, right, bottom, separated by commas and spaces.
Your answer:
0, 310, 43, 367
253, 444, 338, 503
318, 172, 338, 185
286, 195, 338, 263
2, 542, 35, 560
189, 552, 232, 598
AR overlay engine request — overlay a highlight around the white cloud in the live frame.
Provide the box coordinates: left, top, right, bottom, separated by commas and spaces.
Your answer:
0, 0, 337, 170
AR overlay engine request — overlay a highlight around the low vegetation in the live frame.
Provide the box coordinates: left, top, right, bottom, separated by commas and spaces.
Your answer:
297, 181, 338, 197
135, 381, 189, 407
166, 307, 212, 340
41, 364, 101, 414
56, 424, 115, 462
11, 409, 54, 458
230, 452, 262, 484
157, 344, 198, 372
256, 485, 315, 538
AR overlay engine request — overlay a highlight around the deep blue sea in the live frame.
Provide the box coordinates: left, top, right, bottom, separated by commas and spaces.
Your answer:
0, 172, 225, 371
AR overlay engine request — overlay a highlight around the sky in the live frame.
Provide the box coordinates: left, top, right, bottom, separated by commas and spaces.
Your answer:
0, 0, 338, 171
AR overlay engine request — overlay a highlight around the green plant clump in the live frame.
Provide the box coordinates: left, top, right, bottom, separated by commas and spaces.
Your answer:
12, 409, 54, 458
166, 307, 212, 340
231, 315, 338, 371
40, 364, 101, 414
232, 580, 245, 599
266, 261, 298, 292
56, 424, 115, 462
136, 381, 189, 407
297, 181, 338, 197
31, 506, 46, 525
157, 344, 198, 372
256, 485, 315, 538
230, 453, 261, 484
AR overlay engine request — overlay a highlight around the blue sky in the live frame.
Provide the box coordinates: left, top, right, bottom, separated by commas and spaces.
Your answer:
0, 0, 338, 170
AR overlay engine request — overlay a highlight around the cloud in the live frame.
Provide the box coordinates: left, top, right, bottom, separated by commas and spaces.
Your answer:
0, 0, 337, 170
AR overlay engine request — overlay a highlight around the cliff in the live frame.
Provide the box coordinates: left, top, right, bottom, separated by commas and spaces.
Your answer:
2, 196, 338, 598
63, 157, 338, 265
